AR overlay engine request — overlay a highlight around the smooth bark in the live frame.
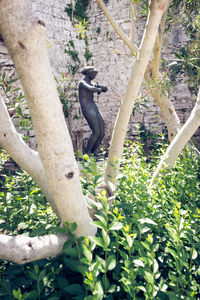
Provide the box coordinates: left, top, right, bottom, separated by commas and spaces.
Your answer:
144, 64, 181, 140
96, 0, 180, 142
0, 234, 68, 264
105, 0, 169, 182
150, 88, 200, 186
0, 97, 59, 214
96, 0, 138, 54
0, 0, 95, 237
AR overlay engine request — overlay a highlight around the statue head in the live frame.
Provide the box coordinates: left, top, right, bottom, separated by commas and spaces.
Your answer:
81, 66, 98, 79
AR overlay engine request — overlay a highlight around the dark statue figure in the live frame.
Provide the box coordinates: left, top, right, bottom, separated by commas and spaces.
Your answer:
78, 66, 108, 156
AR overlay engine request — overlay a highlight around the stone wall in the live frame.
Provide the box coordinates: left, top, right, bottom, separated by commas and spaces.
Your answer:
0, 0, 199, 151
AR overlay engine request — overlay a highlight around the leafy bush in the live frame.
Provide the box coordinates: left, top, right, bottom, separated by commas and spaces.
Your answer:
0, 142, 200, 299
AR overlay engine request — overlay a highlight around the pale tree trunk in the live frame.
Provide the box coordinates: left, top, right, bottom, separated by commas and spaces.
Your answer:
96, 0, 180, 142
105, 0, 169, 182
0, 97, 59, 214
144, 64, 181, 140
150, 88, 200, 187
0, 0, 95, 237
146, 0, 180, 141
129, 1, 137, 42
152, 5, 168, 78
0, 234, 68, 264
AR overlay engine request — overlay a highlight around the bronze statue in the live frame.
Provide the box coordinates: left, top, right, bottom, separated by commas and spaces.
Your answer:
78, 66, 108, 156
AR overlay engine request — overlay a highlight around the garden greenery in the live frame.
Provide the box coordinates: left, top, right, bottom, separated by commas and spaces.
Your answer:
0, 141, 200, 299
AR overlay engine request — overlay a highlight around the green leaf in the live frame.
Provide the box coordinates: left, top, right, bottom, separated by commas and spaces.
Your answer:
138, 218, 157, 226
13, 288, 22, 299
63, 247, 78, 257
86, 196, 103, 210
102, 229, 110, 247
157, 291, 169, 300
29, 188, 40, 196
153, 258, 159, 273
63, 238, 74, 250
141, 241, 150, 251
106, 255, 116, 271
81, 244, 92, 262
90, 236, 105, 248
109, 221, 123, 230
27, 270, 37, 281
133, 259, 144, 268
71, 222, 77, 232
64, 284, 85, 296
38, 269, 46, 282
63, 258, 86, 274
57, 276, 69, 289
92, 220, 106, 230
191, 248, 198, 260
94, 281, 104, 299
144, 271, 154, 283
94, 213, 106, 223
167, 247, 178, 259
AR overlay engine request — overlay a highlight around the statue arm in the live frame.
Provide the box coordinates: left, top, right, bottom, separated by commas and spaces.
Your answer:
80, 81, 101, 93
95, 83, 108, 93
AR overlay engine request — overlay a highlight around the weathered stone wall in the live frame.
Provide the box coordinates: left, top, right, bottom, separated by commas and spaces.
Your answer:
86, 0, 198, 143
0, 0, 199, 151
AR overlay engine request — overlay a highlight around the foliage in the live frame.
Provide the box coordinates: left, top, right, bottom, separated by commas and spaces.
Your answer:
54, 72, 77, 118
65, 0, 89, 22
75, 19, 88, 39
165, 0, 200, 91
0, 142, 200, 299
0, 73, 32, 138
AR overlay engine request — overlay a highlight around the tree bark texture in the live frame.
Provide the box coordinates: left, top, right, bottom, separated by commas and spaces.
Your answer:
0, 233, 68, 264
150, 88, 200, 186
144, 64, 181, 141
0, 97, 59, 214
0, 0, 95, 237
105, 0, 169, 182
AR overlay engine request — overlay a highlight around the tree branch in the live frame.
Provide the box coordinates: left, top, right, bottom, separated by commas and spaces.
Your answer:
150, 87, 200, 186
144, 63, 181, 141
0, 233, 68, 264
152, 3, 168, 78
0, 97, 59, 214
105, 0, 169, 183
96, 0, 138, 54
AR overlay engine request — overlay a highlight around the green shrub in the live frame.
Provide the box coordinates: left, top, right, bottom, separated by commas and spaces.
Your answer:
0, 142, 200, 299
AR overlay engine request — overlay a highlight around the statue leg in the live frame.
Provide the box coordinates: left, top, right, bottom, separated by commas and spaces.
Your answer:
91, 112, 105, 154
85, 114, 101, 155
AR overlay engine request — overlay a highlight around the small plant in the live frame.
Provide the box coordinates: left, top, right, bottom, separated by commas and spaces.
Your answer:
65, 40, 80, 63
84, 47, 93, 62
65, 0, 89, 22
0, 72, 32, 137
96, 27, 101, 34
0, 142, 200, 298
75, 18, 88, 39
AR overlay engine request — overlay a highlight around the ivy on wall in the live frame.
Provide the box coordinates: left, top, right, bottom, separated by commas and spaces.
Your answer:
65, 0, 89, 22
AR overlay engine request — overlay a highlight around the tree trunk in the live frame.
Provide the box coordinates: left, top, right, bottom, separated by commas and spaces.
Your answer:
0, 233, 68, 264
0, 97, 59, 215
144, 64, 181, 141
105, 0, 169, 182
0, 0, 95, 237
150, 88, 200, 186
